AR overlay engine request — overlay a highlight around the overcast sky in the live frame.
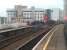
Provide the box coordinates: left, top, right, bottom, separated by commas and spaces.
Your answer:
0, 0, 63, 16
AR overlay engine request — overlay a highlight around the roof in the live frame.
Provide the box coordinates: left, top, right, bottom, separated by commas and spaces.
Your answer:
7, 9, 16, 12
22, 8, 46, 12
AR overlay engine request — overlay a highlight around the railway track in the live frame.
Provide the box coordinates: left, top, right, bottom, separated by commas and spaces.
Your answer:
0, 27, 32, 49
18, 24, 55, 50
0, 24, 56, 50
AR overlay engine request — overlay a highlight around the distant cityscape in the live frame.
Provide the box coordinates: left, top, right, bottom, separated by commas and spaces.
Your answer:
0, 5, 64, 25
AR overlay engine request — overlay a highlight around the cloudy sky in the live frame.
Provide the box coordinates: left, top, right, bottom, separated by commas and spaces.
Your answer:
0, 0, 63, 16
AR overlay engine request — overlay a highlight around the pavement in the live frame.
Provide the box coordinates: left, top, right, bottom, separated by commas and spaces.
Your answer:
32, 24, 67, 50
44, 24, 66, 50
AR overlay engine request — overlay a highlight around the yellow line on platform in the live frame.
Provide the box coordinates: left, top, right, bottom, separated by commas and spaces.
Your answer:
43, 26, 58, 50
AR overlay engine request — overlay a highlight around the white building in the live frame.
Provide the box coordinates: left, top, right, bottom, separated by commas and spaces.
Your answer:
7, 5, 49, 24
7, 9, 17, 24
22, 8, 46, 23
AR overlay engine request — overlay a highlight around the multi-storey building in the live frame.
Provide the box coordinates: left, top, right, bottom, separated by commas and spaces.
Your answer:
7, 5, 51, 24
7, 9, 17, 24
22, 8, 46, 23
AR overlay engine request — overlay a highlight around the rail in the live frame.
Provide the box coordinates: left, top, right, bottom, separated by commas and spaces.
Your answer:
0, 25, 54, 48
0, 27, 32, 48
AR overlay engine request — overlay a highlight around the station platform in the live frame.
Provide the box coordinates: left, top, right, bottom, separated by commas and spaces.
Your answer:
32, 24, 66, 50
